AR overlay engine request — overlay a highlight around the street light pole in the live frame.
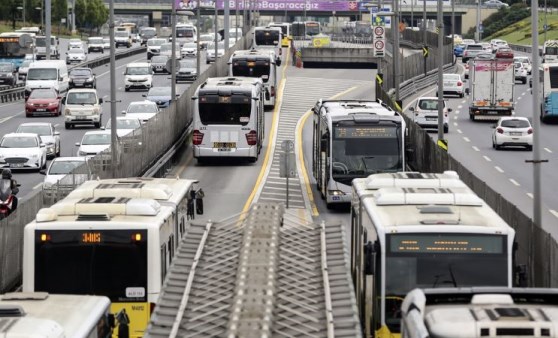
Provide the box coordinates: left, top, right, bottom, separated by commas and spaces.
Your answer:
45, 0, 51, 60
196, 2, 201, 76
224, 0, 230, 50
437, 0, 444, 142
423, 0, 427, 74
393, 0, 400, 103
214, 5, 218, 63
171, 0, 177, 102
544, 0, 548, 43
109, 0, 117, 176
476, 0, 481, 41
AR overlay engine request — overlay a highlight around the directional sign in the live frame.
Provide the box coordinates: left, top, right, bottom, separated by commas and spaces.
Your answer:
376, 73, 383, 86
423, 46, 429, 58
373, 24, 385, 58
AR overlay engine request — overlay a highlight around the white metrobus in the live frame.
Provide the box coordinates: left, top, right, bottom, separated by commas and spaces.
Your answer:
192, 76, 265, 163
0, 292, 112, 338
350, 171, 520, 338
312, 100, 406, 208
253, 26, 282, 64
229, 48, 279, 109
268, 22, 291, 47
23, 178, 199, 338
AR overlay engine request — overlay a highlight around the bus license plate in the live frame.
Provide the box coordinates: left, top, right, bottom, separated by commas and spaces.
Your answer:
213, 142, 236, 149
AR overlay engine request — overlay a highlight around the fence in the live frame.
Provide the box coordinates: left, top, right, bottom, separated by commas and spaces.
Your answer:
0, 34, 250, 293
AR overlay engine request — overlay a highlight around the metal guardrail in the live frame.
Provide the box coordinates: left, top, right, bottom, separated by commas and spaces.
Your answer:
399, 63, 457, 99
0, 46, 147, 103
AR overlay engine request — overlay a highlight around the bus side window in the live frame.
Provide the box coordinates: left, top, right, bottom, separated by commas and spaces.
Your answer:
161, 243, 167, 282
168, 235, 174, 264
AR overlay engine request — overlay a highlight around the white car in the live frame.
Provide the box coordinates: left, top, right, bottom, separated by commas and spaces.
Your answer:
68, 39, 83, 49
0, 133, 47, 171
490, 38, 508, 51
105, 117, 142, 138
514, 62, 528, 84
147, 38, 167, 60
437, 73, 464, 98
206, 41, 225, 64
103, 37, 110, 49
181, 42, 198, 58
409, 97, 451, 133
514, 56, 532, 74
41, 157, 91, 198
492, 117, 533, 150
124, 62, 153, 92
63, 88, 103, 129
122, 100, 159, 123
17, 59, 33, 80
75, 130, 118, 156
16, 122, 60, 158
66, 47, 87, 64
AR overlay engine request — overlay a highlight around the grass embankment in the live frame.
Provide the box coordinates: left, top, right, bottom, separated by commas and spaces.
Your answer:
485, 13, 558, 45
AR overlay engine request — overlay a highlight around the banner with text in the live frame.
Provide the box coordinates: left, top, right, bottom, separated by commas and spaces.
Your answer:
177, 0, 362, 11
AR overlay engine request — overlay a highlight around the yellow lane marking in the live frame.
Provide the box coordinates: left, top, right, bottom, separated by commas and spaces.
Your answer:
297, 86, 359, 217
242, 47, 290, 213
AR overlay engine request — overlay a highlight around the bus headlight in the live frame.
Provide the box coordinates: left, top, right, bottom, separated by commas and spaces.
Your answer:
328, 190, 346, 196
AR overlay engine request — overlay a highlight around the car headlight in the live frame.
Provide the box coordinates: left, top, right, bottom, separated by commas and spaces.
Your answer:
48, 101, 57, 106
93, 107, 100, 114
6, 73, 13, 78
31, 153, 38, 159
78, 150, 87, 156
86, 77, 94, 82
65, 108, 71, 115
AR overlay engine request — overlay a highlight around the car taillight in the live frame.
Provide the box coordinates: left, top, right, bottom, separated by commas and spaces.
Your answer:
271, 86, 275, 97
457, 81, 462, 86
528, 128, 533, 134
193, 130, 204, 145
497, 128, 504, 134
246, 130, 257, 145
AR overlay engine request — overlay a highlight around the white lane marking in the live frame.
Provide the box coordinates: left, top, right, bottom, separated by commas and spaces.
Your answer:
54, 124, 59, 127
96, 57, 144, 78
33, 183, 42, 190
495, 166, 504, 173
483, 155, 492, 162
509, 178, 520, 186
521, 92, 526, 96
472, 146, 480, 151
544, 147, 553, 153
463, 137, 470, 142
457, 129, 463, 134
453, 122, 458, 126
0, 116, 15, 124
454, 110, 460, 114
457, 105, 463, 109
550, 210, 558, 218
527, 193, 533, 199
454, 116, 458, 120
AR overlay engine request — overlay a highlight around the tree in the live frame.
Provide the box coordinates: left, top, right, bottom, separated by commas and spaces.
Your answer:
74, 0, 86, 28
52, 0, 67, 24
84, 0, 108, 34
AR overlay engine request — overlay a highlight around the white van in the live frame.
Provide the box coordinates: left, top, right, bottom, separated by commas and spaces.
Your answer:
409, 96, 451, 133
62, 88, 103, 129
24, 60, 69, 99
34, 35, 60, 60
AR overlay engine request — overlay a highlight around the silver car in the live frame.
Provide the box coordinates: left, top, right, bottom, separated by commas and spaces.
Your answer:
66, 48, 87, 64
16, 122, 61, 158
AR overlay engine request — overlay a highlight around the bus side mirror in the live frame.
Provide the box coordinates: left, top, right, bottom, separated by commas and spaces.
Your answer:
364, 241, 375, 275
276, 59, 282, 66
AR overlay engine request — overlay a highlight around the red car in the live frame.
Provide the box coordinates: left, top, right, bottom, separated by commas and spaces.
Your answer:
25, 88, 62, 117
495, 47, 514, 59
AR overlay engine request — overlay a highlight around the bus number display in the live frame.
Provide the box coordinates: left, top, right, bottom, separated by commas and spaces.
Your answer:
0, 37, 19, 43
335, 126, 396, 138
390, 234, 504, 254
82, 232, 102, 243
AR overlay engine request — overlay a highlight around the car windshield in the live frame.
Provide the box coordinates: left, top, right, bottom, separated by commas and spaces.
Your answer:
20, 60, 33, 68
151, 56, 168, 63
179, 60, 196, 68
106, 118, 141, 129
127, 103, 157, 114
160, 44, 172, 52
147, 39, 166, 46
148, 87, 171, 96
70, 69, 92, 76
17, 125, 51, 136
82, 134, 111, 145
29, 89, 56, 99
26, 68, 57, 80
183, 43, 196, 48
501, 119, 530, 128
444, 74, 460, 81
0, 64, 12, 72
68, 48, 84, 55
115, 32, 129, 37
48, 160, 84, 174
66, 92, 97, 105
207, 42, 225, 49
89, 38, 103, 44
126, 67, 150, 75
1, 136, 38, 148
418, 99, 441, 110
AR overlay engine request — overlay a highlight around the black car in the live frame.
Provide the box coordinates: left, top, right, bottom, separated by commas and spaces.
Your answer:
150, 55, 170, 74
176, 59, 197, 82
69, 67, 96, 89
140, 27, 157, 46
0, 62, 17, 86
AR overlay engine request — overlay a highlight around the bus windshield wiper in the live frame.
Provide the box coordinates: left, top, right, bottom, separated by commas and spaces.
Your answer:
432, 265, 458, 288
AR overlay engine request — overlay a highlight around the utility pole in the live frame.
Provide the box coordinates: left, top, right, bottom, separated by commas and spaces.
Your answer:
423, 0, 427, 74
196, 2, 201, 76
451, 0, 455, 63
224, 0, 230, 50
476, 0, 481, 41
214, 5, 218, 64
393, 0, 400, 103
45, 0, 51, 60
171, 0, 177, 103
109, 0, 117, 177
437, 0, 444, 142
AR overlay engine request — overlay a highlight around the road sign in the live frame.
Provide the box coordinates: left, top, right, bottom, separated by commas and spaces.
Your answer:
373, 24, 385, 58
376, 73, 383, 86
479, 24, 484, 33
279, 153, 297, 178
423, 46, 429, 57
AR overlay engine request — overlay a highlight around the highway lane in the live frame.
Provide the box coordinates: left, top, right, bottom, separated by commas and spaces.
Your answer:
3, 46, 209, 199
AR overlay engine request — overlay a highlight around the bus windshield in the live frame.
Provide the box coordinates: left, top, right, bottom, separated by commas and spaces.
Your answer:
306, 22, 320, 36
331, 124, 402, 185
34, 37, 56, 47
177, 27, 194, 38
255, 30, 280, 46
545, 46, 558, 55
0, 36, 31, 58
232, 61, 270, 82
199, 99, 252, 126
34, 230, 148, 302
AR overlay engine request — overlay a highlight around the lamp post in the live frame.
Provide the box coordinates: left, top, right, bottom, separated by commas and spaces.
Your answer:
437, 0, 444, 142
109, 0, 117, 176
36, 6, 43, 30
476, 0, 481, 41
196, 3, 201, 76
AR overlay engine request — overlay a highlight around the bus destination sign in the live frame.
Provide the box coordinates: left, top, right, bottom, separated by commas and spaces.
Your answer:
335, 126, 396, 138
390, 234, 504, 254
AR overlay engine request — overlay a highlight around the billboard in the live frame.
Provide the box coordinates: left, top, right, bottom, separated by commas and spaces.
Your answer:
177, 0, 362, 11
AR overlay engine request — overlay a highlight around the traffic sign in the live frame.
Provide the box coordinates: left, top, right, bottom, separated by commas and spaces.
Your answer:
423, 46, 429, 57
374, 26, 385, 36
373, 22, 385, 58
375, 40, 384, 50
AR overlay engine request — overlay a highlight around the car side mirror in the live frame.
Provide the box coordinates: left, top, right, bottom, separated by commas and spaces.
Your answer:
54, 131, 60, 136
75, 142, 80, 146
40, 143, 45, 148
101, 126, 106, 130
121, 110, 126, 114
99, 98, 103, 104
409, 107, 415, 112
39, 169, 46, 175
448, 108, 453, 112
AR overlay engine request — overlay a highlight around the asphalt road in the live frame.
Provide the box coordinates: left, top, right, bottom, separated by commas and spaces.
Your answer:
0, 39, 209, 199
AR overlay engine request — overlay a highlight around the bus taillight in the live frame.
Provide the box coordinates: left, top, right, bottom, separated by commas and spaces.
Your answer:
193, 130, 204, 145
246, 130, 257, 145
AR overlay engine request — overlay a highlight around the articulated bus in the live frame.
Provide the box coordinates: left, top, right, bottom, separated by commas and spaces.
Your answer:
0, 292, 112, 337
192, 77, 265, 163
269, 22, 291, 47
350, 171, 521, 338
253, 26, 282, 64
312, 100, 405, 208
537, 63, 558, 122
23, 178, 199, 338
0, 32, 34, 68
291, 21, 321, 40
229, 49, 279, 109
